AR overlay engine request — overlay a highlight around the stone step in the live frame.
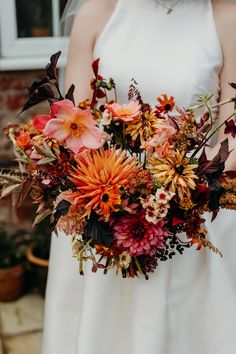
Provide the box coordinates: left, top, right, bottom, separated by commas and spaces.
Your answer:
0, 294, 44, 337
4, 332, 42, 354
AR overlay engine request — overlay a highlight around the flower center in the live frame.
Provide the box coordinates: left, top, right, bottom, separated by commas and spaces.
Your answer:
175, 164, 184, 175
132, 224, 145, 239
102, 193, 109, 203
118, 108, 132, 117
64, 118, 85, 137
164, 104, 172, 111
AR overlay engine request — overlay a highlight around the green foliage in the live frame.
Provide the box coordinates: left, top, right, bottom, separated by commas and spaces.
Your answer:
0, 227, 31, 268
32, 217, 51, 260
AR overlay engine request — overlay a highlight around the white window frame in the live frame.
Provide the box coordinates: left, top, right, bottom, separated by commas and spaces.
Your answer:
0, 0, 69, 70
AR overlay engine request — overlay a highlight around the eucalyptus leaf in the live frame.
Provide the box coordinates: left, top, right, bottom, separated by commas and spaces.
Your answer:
33, 209, 53, 227
34, 144, 56, 159
1, 184, 21, 198
0, 174, 22, 183
36, 157, 56, 165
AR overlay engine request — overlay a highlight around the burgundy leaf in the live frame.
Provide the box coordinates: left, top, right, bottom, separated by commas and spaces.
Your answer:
20, 52, 62, 114
46, 51, 61, 80
196, 112, 210, 129
92, 58, 100, 78
128, 79, 144, 105
65, 84, 75, 104
97, 89, 106, 99
224, 119, 236, 138
229, 82, 236, 90
198, 139, 230, 177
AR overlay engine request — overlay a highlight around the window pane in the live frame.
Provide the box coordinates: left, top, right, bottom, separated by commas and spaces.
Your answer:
60, 0, 68, 17
16, 0, 53, 38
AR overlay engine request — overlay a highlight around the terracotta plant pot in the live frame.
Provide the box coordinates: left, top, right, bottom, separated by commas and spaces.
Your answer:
0, 264, 24, 302
26, 246, 49, 297
32, 27, 51, 37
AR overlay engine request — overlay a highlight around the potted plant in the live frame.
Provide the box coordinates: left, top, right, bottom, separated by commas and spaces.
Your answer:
0, 227, 30, 302
26, 217, 51, 296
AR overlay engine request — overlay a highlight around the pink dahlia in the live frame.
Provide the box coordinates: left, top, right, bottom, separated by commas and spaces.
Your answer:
44, 99, 103, 153
113, 211, 168, 257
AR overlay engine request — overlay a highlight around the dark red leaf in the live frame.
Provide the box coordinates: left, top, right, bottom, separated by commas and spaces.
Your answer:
97, 89, 106, 99
65, 84, 75, 104
92, 58, 100, 78
46, 51, 61, 80
224, 119, 236, 138
198, 139, 230, 177
229, 82, 236, 90
19, 52, 62, 114
196, 112, 210, 129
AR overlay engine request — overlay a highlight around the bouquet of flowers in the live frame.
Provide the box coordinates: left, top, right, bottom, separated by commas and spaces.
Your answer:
1, 52, 236, 279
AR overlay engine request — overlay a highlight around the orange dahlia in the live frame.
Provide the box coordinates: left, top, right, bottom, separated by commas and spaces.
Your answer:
148, 150, 198, 200
69, 148, 139, 220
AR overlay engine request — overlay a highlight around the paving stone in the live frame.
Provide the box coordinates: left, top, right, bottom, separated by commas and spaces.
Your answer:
4, 332, 42, 354
0, 294, 44, 336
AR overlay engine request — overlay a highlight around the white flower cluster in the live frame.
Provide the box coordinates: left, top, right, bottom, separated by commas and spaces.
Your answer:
141, 187, 174, 224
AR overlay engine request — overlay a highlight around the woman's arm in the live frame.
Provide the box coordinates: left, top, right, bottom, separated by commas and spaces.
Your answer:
64, 0, 116, 104
212, 0, 236, 169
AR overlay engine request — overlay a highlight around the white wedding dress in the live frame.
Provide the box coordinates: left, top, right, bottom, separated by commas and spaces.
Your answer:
42, 1, 236, 353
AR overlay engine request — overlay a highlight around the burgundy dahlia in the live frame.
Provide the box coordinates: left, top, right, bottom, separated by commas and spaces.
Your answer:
113, 211, 168, 257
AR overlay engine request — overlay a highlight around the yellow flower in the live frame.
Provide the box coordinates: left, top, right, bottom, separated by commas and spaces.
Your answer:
149, 150, 198, 200
125, 110, 158, 144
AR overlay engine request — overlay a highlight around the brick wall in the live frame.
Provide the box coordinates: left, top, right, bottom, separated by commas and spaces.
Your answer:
0, 70, 48, 161
0, 70, 48, 229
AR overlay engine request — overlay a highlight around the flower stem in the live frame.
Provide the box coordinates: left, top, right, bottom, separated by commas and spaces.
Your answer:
188, 98, 235, 111
134, 257, 144, 276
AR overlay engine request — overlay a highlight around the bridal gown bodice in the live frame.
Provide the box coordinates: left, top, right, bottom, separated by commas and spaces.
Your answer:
93, 0, 222, 108
42, 1, 236, 354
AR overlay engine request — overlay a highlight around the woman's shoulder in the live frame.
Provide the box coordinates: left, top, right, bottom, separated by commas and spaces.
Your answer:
70, 0, 117, 42
213, 0, 236, 26
212, 0, 236, 53
73, 0, 117, 28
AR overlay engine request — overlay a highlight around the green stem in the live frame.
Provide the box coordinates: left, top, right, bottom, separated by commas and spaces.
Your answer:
188, 97, 235, 111
134, 257, 144, 276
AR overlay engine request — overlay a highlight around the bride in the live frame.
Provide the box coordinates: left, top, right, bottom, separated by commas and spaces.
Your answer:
42, 1, 236, 354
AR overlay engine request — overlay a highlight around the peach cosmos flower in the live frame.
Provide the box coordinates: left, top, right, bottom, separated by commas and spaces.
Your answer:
105, 101, 141, 122
44, 99, 103, 154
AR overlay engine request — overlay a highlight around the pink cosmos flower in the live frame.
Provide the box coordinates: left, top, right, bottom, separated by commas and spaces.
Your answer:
113, 210, 168, 257
44, 99, 103, 153
105, 101, 141, 122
